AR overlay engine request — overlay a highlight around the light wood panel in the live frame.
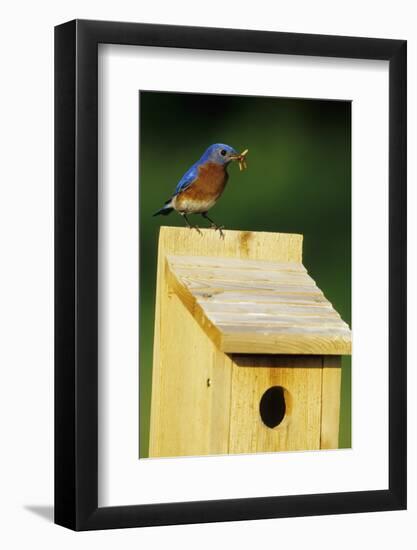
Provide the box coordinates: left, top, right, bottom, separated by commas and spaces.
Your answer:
167, 250, 351, 355
228, 355, 323, 453
221, 330, 350, 355
320, 356, 342, 449
150, 227, 302, 457
159, 226, 304, 262
149, 290, 232, 457
149, 228, 345, 457
168, 255, 307, 273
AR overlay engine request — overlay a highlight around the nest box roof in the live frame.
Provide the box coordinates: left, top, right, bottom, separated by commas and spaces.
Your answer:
166, 254, 351, 355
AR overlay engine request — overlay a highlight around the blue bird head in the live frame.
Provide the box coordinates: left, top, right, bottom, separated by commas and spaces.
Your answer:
199, 143, 239, 165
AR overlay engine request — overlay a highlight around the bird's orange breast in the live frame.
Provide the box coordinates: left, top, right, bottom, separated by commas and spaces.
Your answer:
174, 162, 228, 214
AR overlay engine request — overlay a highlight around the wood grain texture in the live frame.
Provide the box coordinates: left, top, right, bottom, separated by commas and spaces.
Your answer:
320, 356, 342, 449
169, 255, 307, 272
149, 290, 231, 457
166, 244, 352, 355
149, 228, 344, 457
228, 355, 323, 453
159, 226, 304, 262
150, 226, 300, 457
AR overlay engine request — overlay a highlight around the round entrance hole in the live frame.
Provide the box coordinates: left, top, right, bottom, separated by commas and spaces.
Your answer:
259, 386, 287, 428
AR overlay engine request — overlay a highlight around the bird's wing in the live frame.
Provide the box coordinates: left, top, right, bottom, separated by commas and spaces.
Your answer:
173, 162, 199, 195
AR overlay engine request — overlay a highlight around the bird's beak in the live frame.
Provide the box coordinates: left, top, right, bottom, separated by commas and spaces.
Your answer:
230, 149, 249, 171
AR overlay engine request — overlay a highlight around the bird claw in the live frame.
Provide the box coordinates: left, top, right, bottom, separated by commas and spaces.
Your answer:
188, 224, 202, 235
211, 224, 225, 239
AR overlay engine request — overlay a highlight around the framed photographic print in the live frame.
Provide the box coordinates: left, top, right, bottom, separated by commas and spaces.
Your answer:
55, 19, 406, 530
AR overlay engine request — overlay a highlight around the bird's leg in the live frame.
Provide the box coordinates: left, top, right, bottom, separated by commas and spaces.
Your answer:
182, 213, 202, 235
202, 212, 225, 239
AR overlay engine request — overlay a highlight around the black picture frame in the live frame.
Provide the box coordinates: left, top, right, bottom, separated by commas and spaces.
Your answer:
55, 19, 407, 531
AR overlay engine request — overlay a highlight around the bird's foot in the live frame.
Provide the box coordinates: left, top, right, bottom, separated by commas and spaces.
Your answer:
211, 223, 225, 239
188, 224, 202, 235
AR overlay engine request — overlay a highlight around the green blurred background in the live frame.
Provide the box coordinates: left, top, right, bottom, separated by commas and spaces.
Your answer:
139, 91, 351, 458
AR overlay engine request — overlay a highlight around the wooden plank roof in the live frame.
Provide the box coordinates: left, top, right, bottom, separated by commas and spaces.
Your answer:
166, 254, 351, 355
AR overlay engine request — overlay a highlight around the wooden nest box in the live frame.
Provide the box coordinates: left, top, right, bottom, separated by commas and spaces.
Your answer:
149, 227, 351, 458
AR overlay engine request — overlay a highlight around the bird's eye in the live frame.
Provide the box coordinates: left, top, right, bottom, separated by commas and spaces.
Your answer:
220, 149, 227, 156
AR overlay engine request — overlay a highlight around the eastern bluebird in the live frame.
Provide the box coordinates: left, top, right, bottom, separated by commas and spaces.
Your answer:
153, 143, 247, 237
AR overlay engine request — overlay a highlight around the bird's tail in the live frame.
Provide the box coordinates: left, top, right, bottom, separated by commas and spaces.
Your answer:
153, 199, 174, 217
